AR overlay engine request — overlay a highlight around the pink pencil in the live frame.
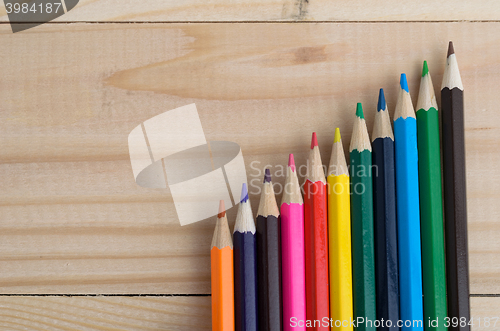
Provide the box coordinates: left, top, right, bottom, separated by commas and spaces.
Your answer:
281, 154, 306, 330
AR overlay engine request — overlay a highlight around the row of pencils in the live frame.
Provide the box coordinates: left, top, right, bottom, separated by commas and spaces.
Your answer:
211, 41, 469, 331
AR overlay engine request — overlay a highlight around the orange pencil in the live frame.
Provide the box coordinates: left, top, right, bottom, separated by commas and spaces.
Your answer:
211, 200, 235, 331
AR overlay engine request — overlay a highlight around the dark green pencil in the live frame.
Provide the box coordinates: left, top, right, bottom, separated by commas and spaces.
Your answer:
349, 103, 376, 331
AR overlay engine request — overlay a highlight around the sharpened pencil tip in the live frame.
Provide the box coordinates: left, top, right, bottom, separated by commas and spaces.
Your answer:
400, 73, 409, 93
447, 41, 455, 57
356, 103, 364, 119
264, 168, 272, 183
334, 128, 341, 143
217, 200, 226, 218
311, 132, 318, 149
422, 61, 429, 77
240, 183, 248, 203
288, 154, 296, 172
377, 89, 386, 112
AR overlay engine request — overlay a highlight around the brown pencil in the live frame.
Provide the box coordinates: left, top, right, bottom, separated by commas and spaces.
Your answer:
441, 41, 470, 331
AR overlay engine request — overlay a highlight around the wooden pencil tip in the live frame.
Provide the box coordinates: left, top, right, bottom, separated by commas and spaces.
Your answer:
311, 132, 318, 149
288, 154, 296, 172
377, 89, 386, 112
422, 61, 429, 77
400, 73, 409, 93
217, 200, 226, 218
447, 41, 455, 57
334, 127, 341, 143
240, 183, 248, 203
356, 103, 364, 119
264, 168, 272, 183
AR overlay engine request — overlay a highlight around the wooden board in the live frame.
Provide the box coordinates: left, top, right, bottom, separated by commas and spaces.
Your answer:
2, 1, 500, 22
0, 22, 499, 296
0, 296, 495, 330
0, 296, 211, 330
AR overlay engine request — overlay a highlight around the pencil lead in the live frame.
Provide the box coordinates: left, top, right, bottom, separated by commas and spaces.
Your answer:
356, 103, 364, 119
218, 200, 226, 218
377, 89, 386, 112
334, 127, 341, 143
441, 41, 463, 90
373, 89, 395, 141
311, 132, 318, 149
264, 168, 272, 183
400, 73, 409, 93
288, 154, 296, 172
328, 127, 348, 176
447, 41, 455, 57
422, 61, 429, 77
240, 183, 249, 203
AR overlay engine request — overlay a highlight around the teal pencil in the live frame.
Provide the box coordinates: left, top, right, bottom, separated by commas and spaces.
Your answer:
349, 103, 376, 331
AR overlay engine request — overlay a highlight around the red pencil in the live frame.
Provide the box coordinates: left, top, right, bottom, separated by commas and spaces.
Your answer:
304, 132, 330, 330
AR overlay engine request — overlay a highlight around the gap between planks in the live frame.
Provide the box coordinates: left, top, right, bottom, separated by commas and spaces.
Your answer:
3, 20, 500, 25
0, 294, 496, 297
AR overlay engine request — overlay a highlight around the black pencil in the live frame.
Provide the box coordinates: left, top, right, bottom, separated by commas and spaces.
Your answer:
256, 169, 282, 331
441, 41, 470, 331
372, 89, 399, 331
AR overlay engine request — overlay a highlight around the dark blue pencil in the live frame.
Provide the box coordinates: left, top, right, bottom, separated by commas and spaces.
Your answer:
233, 183, 258, 331
372, 89, 399, 331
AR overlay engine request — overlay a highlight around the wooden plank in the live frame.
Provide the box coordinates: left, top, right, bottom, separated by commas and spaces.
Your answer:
0, 296, 496, 330
0, 296, 211, 330
470, 297, 500, 331
2, 1, 500, 23
0, 22, 499, 294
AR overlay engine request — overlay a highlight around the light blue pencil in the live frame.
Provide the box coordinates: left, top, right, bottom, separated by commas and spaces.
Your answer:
394, 74, 424, 331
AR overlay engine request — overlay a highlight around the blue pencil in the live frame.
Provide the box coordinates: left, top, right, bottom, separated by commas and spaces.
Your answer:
394, 74, 424, 331
233, 183, 259, 331
372, 89, 399, 331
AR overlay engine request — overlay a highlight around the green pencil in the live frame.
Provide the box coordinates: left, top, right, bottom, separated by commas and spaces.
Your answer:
349, 103, 376, 331
416, 61, 448, 331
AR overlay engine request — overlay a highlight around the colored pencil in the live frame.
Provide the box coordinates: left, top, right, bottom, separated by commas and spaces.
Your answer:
233, 183, 258, 331
349, 103, 376, 331
394, 74, 424, 330
281, 154, 306, 331
211, 200, 235, 331
372, 89, 399, 331
256, 169, 282, 331
327, 128, 353, 330
304, 132, 330, 330
441, 42, 470, 331
417, 61, 448, 331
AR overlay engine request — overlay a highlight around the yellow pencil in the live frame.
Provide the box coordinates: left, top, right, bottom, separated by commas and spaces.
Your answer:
327, 128, 353, 330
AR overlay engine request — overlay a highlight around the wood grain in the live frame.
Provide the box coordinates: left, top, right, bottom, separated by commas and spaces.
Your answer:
0, 22, 499, 295
0, 296, 495, 330
2, 0, 500, 22
470, 297, 500, 331
0, 296, 211, 330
